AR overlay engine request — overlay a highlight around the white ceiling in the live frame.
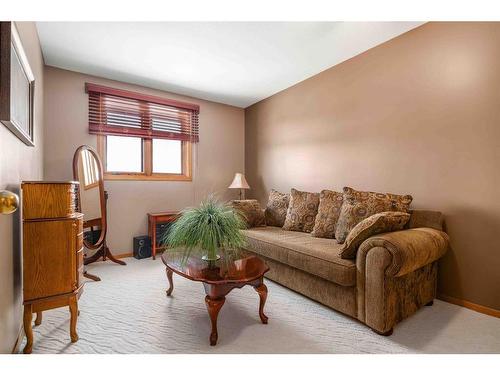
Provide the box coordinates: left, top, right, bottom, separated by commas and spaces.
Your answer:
36, 22, 424, 108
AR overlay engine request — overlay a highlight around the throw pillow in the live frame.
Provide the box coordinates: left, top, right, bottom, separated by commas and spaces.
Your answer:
340, 211, 410, 259
264, 190, 290, 227
283, 188, 320, 233
230, 199, 266, 228
335, 187, 413, 243
311, 190, 344, 238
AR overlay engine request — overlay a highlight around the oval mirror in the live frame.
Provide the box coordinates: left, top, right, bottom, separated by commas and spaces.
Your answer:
72, 145, 107, 250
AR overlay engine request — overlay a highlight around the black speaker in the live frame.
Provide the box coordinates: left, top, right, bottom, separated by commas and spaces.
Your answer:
133, 235, 152, 259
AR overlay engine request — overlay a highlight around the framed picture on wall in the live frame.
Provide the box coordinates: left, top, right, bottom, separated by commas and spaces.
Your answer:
0, 22, 35, 146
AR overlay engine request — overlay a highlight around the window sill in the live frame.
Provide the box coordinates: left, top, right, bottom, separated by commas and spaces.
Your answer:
103, 173, 192, 182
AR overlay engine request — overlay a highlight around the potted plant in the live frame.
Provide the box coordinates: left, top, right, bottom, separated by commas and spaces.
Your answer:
163, 196, 246, 264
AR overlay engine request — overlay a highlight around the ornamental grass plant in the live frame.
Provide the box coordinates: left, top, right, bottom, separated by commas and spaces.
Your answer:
163, 195, 246, 264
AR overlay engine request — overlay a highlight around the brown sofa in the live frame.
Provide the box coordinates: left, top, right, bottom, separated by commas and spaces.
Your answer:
241, 209, 449, 335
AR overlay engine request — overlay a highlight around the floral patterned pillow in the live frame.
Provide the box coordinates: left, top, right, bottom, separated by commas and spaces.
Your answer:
264, 190, 290, 227
340, 211, 410, 259
283, 188, 320, 233
311, 190, 344, 239
335, 187, 413, 244
230, 200, 266, 228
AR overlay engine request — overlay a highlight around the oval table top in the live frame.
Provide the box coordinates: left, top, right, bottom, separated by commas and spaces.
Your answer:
161, 249, 269, 285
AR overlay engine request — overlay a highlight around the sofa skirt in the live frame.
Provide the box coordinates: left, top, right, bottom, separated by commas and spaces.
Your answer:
251, 253, 358, 318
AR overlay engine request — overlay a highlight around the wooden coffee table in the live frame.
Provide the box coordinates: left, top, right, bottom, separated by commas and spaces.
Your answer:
161, 250, 270, 346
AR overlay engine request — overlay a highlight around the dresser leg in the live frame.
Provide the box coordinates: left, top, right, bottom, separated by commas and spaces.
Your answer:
35, 312, 42, 326
69, 296, 79, 343
23, 305, 33, 354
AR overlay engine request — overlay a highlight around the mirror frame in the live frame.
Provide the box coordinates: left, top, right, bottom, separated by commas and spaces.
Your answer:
72, 145, 107, 250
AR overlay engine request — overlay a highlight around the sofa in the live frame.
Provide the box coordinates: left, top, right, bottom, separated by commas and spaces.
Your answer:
238, 196, 449, 335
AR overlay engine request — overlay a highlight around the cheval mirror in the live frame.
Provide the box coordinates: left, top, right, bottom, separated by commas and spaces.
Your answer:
73, 145, 126, 281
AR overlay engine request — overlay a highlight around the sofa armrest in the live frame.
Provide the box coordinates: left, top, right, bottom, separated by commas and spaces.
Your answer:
356, 227, 449, 277
355, 227, 449, 334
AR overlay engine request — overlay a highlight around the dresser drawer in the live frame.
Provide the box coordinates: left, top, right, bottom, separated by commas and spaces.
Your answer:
76, 233, 83, 252
23, 219, 79, 300
77, 248, 84, 268
76, 248, 84, 287
78, 218, 83, 235
74, 214, 83, 251
22, 182, 78, 220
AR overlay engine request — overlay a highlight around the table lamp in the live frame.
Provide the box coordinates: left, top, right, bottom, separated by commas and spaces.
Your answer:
228, 173, 250, 200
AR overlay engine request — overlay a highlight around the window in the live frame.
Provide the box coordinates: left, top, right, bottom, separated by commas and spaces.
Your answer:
106, 136, 143, 173
152, 139, 182, 174
86, 83, 199, 181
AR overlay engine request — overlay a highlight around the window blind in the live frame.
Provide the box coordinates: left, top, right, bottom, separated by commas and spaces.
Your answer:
86, 83, 200, 142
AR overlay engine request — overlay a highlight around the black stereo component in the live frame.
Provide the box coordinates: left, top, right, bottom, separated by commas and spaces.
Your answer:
133, 235, 152, 259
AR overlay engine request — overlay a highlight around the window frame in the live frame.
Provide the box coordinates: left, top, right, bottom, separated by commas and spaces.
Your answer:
97, 135, 192, 181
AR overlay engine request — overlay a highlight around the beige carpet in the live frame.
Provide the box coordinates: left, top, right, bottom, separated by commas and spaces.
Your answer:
19, 257, 500, 354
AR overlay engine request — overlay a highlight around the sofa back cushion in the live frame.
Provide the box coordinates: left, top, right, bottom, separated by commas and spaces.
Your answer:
311, 190, 344, 239
230, 199, 266, 228
264, 189, 290, 227
339, 211, 410, 259
335, 187, 413, 243
407, 209, 444, 231
283, 188, 320, 233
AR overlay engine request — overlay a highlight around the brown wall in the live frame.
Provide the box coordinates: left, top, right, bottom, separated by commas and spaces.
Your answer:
245, 22, 500, 310
0, 22, 44, 352
43, 67, 245, 254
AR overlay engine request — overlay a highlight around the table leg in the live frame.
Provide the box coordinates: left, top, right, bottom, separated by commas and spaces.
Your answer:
254, 281, 268, 324
205, 295, 225, 346
152, 218, 157, 260
166, 268, 174, 296
23, 304, 33, 354
35, 312, 42, 326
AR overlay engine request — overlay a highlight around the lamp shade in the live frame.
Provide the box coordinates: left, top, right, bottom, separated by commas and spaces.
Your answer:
228, 173, 250, 190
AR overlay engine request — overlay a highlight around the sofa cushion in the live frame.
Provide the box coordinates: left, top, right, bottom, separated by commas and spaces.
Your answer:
230, 199, 266, 228
340, 211, 410, 259
283, 188, 320, 233
311, 190, 344, 239
242, 226, 356, 286
264, 190, 290, 227
407, 209, 443, 231
335, 187, 413, 244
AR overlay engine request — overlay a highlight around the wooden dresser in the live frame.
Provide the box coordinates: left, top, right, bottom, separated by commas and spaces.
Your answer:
21, 181, 84, 354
